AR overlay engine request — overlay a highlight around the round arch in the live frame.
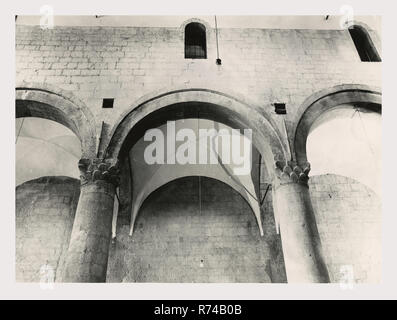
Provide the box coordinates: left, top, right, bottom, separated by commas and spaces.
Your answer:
293, 84, 381, 166
104, 88, 288, 178
135, 174, 263, 234
16, 82, 97, 158
179, 18, 212, 41
129, 167, 263, 237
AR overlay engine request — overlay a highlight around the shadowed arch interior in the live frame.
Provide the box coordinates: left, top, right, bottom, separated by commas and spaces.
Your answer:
16, 99, 80, 138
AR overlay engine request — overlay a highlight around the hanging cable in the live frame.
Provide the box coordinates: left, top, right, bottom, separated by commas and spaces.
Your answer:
356, 108, 375, 153
260, 184, 271, 206
258, 154, 262, 196
353, 107, 377, 159
16, 118, 25, 144
198, 175, 202, 215
214, 16, 221, 65
198, 109, 202, 216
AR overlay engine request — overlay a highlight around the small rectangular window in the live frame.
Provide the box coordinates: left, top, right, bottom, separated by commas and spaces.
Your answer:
102, 98, 114, 109
274, 103, 286, 114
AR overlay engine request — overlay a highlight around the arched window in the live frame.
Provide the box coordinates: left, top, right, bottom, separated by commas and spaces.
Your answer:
348, 25, 381, 62
185, 22, 207, 59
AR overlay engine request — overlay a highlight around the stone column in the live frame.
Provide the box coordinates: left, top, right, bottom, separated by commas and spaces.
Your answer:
273, 160, 330, 283
62, 159, 120, 282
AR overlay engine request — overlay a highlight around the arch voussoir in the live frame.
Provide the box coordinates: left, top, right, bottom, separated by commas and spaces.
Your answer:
104, 88, 289, 179
16, 84, 97, 158
292, 84, 381, 166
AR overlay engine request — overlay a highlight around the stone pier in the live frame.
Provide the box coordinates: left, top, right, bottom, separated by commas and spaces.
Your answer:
273, 161, 330, 283
62, 159, 119, 282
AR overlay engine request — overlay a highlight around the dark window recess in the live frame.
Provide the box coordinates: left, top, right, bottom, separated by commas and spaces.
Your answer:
348, 26, 381, 62
102, 98, 114, 108
185, 22, 207, 59
274, 103, 286, 114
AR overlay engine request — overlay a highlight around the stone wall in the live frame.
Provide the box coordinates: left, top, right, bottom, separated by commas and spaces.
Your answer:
15, 176, 80, 282
107, 176, 286, 283
15, 173, 381, 282
309, 174, 381, 283
106, 174, 380, 283
15, 24, 381, 143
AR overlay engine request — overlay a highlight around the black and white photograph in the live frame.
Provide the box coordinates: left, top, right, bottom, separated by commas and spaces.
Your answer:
14, 12, 382, 284
2, 0, 397, 304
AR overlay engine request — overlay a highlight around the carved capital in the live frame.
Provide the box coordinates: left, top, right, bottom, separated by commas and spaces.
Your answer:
78, 158, 120, 186
274, 160, 311, 186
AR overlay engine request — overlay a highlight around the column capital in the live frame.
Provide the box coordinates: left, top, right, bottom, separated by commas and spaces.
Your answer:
78, 158, 120, 187
274, 160, 311, 187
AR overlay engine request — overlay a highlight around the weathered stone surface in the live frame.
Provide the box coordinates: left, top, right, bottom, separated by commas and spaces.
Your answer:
309, 174, 381, 283
273, 176, 330, 283
107, 176, 287, 283
62, 179, 116, 282
78, 158, 120, 186
15, 173, 381, 283
15, 87, 97, 158
274, 160, 311, 186
15, 24, 381, 155
15, 176, 80, 282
